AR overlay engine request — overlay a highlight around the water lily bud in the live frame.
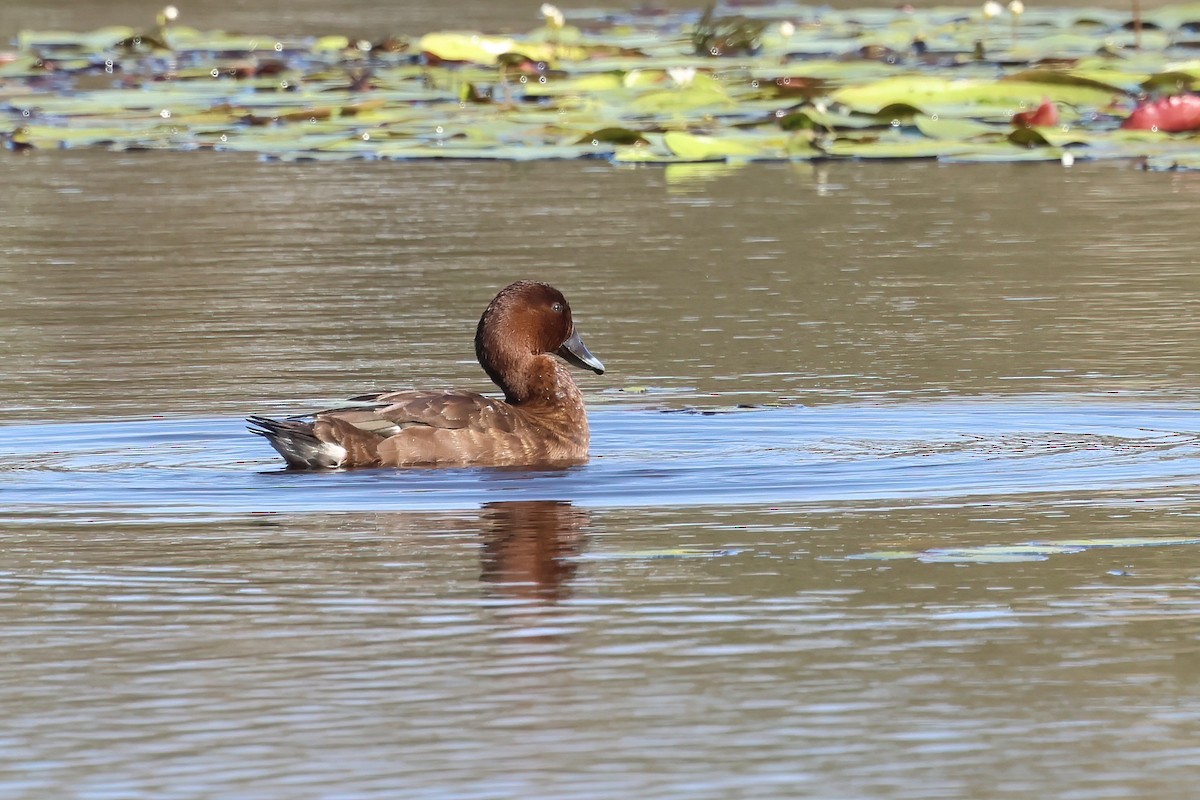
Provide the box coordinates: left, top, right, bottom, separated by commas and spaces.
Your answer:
982, 1, 1004, 18
1007, 0, 1024, 15
155, 4, 179, 28
667, 67, 697, 88
540, 3, 566, 29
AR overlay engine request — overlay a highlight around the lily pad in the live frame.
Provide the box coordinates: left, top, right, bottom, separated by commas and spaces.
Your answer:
822, 134, 981, 159
665, 130, 785, 160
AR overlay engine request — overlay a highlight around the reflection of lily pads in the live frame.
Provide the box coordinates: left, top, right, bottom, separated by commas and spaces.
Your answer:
850, 536, 1200, 564
10, 3, 1200, 164
572, 547, 747, 562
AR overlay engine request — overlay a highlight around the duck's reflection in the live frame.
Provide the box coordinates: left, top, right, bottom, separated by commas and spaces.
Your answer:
478, 500, 589, 602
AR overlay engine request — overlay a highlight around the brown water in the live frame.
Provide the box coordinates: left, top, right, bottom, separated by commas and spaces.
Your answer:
5, 6, 1200, 794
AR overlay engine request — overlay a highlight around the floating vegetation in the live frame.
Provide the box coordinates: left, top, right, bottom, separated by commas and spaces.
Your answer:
7, 2, 1200, 166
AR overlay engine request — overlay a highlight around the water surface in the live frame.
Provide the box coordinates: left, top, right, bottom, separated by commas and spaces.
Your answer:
3, 148, 1200, 798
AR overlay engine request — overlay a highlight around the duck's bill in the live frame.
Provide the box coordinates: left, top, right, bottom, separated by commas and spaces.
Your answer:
557, 330, 605, 374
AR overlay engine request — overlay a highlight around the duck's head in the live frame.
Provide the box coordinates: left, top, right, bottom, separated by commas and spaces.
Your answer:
475, 281, 604, 397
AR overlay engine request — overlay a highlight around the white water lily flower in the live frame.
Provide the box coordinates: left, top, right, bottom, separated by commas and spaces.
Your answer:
472, 34, 518, 57
668, 67, 697, 87
1007, 0, 1025, 15
540, 3, 566, 29
982, 1, 1004, 19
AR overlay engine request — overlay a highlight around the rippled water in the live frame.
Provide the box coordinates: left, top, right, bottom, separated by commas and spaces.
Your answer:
6, 401, 1200, 515
4, 142, 1200, 797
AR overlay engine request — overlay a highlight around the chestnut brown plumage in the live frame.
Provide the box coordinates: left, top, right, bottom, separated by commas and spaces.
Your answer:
247, 281, 604, 469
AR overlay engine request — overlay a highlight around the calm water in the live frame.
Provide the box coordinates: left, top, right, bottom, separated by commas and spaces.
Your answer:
4, 115, 1200, 798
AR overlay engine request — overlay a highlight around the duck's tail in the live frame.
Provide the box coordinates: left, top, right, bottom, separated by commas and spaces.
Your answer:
246, 415, 347, 469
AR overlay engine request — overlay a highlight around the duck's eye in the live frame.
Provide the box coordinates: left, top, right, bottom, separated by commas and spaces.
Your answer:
551, 302, 564, 314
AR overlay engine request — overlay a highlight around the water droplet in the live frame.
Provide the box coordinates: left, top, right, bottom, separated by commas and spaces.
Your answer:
160, 109, 171, 118
782, 78, 791, 85
435, 125, 444, 134
1151, 125, 1159, 132
931, 113, 939, 120
310, 117, 316, 124
519, 75, 528, 84
362, 132, 370, 141
219, 134, 227, 142
274, 42, 283, 52
538, 76, 546, 84
133, 36, 141, 45
105, 65, 113, 74
280, 80, 289, 89
751, 80, 759, 88
104, 59, 113, 68
890, 119, 900, 127
21, 109, 29, 117
710, 47, 719, 55
211, 68, 219, 77
591, 139, 599, 146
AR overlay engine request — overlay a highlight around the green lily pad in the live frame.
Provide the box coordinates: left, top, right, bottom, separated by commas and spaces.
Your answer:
914, 114, 1001, 141
663, 130, 789, 160
822, 134, 980, 159
417, 32, 521, 65
834, 75, 1121, 115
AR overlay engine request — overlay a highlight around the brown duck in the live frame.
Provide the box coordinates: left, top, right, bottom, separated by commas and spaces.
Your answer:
247, 281, 604, 469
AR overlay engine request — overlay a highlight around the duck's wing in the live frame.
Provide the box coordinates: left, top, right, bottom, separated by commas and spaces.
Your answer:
251, 391, 544, 469
329, 390, 518, 434
370, 379, 595, 466
308, 390, 525, 467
